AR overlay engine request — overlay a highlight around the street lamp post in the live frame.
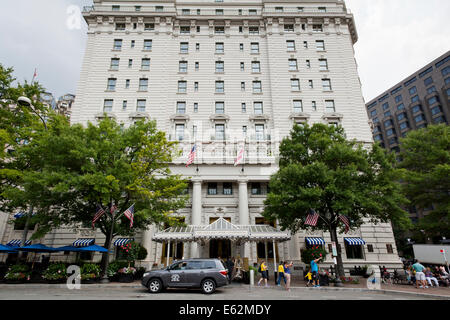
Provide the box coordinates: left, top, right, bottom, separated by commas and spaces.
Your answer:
16, 97, 47, 261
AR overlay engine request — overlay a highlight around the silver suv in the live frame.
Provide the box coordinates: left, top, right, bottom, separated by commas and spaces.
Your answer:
141, 259, 229, 294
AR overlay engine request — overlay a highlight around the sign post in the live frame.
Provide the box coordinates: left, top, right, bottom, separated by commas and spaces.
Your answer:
441, 249, 449, 272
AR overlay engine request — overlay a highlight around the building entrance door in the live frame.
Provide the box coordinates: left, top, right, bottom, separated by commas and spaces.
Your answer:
209, 240, 231, 259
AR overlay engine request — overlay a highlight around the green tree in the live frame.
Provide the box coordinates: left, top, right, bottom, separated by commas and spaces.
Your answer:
263, 124, 410, 277
1, 115, 188, 274
398, 124, 450, 240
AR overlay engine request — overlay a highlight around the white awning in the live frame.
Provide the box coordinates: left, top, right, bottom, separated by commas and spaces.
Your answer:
306, 237, 326, 245
152, 218, 291, 243
113, 238, 133, 246
73, 238, 95, 247
6, 239, 31, 247
344, 237, 366, 245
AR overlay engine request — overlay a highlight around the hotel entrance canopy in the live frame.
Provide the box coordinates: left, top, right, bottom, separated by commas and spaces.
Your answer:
152, 218, 291, 243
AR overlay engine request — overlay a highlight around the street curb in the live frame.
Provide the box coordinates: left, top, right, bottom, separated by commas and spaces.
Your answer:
250, 285, 450, 300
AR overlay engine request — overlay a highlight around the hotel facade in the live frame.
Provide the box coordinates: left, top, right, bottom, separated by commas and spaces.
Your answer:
1, 0, 403, 273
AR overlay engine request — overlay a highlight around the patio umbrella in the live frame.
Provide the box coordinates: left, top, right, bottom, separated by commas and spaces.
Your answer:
17, 244, 58, 270
53, 245, 82, 263
0, 244, 17, 253
76, 245, 110, 253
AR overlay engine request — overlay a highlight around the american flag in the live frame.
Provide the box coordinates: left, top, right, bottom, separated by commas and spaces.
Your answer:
186, 144, 196, 167
123, 204, 135, 228
92, 204, 106, 229
304, 209, 320, 226
32, 68, 37, 83
234, 146, 245, 166
339, 214, 350, 234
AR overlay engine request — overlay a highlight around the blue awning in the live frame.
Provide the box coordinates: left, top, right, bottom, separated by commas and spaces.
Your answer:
305, 237, 325, 245
114, 238, 132, 246
7, 239, 31, 247
344, 237, 366, 245
14, 212, 37, 219
73, 238, 95, 247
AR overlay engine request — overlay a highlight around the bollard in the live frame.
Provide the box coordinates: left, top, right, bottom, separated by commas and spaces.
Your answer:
250, 269, 254, 287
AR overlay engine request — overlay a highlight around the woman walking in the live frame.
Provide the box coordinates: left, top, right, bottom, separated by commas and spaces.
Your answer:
284, 261, 293, 291
257, 260, 269, 287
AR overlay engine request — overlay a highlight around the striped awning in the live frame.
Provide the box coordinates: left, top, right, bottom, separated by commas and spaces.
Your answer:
14, 212, 37, 218
7, 239, 32, 247
73, 238, 95, 247
344, 237, 366, 245
114, 238, 132, 246
305, 237, 326, 245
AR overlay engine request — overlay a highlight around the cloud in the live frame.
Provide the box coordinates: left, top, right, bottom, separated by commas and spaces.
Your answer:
346, 0, 450, 101
0, 0, 449, 102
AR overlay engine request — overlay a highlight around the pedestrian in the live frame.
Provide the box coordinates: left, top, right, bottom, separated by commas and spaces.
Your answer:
425, 267, 439, 287
305, 269, 313, 287
412, 260, 428, 289
225, 257, 234, 284
310, 256, 322, 287
277, 261, 286, 286
257, 260, 269, 287
284, 261, 293, 291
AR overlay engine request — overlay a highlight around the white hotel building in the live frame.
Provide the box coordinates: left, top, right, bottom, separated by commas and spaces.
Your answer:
1, 0, 403, 273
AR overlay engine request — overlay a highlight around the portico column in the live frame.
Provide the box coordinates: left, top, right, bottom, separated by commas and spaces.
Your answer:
238, 179, 250, 258
141, 225, 155, 269
190, 179, 202, 258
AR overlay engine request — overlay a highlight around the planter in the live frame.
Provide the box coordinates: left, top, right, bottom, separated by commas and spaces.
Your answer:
81, 279, 98, 284
118, 274, 134, 283
4, 279, 27, 284
46, 279, 67, 284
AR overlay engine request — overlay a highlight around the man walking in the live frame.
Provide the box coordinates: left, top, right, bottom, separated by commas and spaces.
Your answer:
310, 256, 322, 287
412, 260, 428, 289
277, 261, 286, 286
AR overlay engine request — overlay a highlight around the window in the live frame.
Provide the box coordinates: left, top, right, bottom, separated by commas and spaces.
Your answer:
319, 59, 328, 71
195, 62, 199, 71
424, 77, 433, 86
249, 27, 259, 34
241, 103, 246, 113
431, 106, 442, 115
196, 43, 200, 51
241, 82, 245, 91
397, 103, 405, 111
141, 58, 150, 71
427, 96, 439, 105
322, 79, 332, 91
284, 24, 294, 32
251, 43, 259, 54
316, 40, 325, 51
374, 134, 382, 142
312, 101, 317, 111
252, 61, 260, 73
197, 26, 200, 33
180, 42, 189, 53
112, 5, 120, 11
215, 81, 224, 93
397, 113, 406, 121
275, 7, 283, 12
175, 124, 185, 141
144, 23, 154, 31
254, 102, 263, 114
433, 116, 446, 124
308, 80, 314, 89
113, 39, 122, 50
287, 40, 295, 51
384, 119, 393, 127
325, 100, 335, 113
103, 99, 113, 112
107, 78, 116, 91
427, 86, 436, 94
239, 26, 243, 33
143, 39, 152, 50
409, 86, 417, 95
306, 60, 311, 69
442, 66, 450, 77
128, 59, 133, 68
255, 124, 265, 141
312, 24, 323, 32
293, 100, 303, 113
399, 122, 409, 130
178, 81, 187, 93
122, 100, 127, 110
395, 95, 402, 103
412, 105, 422, 113
208, 183, 218, 195
115, 23, 125, 31
215, 124, 225, 140
240, 43, 244, 51
215, 42, 224, 54
297, 7, 304, 12
179, 61, 188, 73
367, 244, 374, 253
252, 81, 262, 93
215, 61, 224, 73
216, 9, 224, 15
110, 58, 119, 70
414, 114, 425, 123
249, 9, 257, 15
345, 242, 364, 259
288, 59, 298, 71
251, 183, 262, 195
193, 125, 197, 138
303, 41, 308, 49
382, 102, 389, 110
386, 244, 394, 254
384, 111, 391, 117
139, 78, 148, 91
215, 101, 224, 114
370, 109, 377, 117
131, 40, 135, 48
194, 82, 198, 91
155, 6, 164, 12
182, 9, 190, 15
180, 26, 190, 34
137, 100, 146, 112
215, 26, 225, 34
193, 103, 198, 113
240, 62, 245, 71
291, 79, 300, 91
386, 128, 395, 137
318, 7, 327, 12
223, 183, 233, 195
125, 79, 130, 89
242, 126, 247, 136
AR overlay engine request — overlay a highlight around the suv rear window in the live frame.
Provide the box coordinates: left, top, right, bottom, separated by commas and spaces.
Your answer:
186, 261, 204, 269
203, 261, 217, 269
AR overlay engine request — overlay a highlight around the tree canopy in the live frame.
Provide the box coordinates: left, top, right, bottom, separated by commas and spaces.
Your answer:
263, 123, 410, 276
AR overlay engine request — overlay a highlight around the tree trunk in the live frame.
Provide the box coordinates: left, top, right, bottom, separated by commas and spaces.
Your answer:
101, 232, 112, 277
330, 227, 345, 278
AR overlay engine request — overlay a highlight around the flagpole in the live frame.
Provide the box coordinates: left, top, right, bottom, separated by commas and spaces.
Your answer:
100, 205, 115, 283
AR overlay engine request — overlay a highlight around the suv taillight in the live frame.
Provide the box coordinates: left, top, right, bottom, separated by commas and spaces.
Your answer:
219, 270, 228, 277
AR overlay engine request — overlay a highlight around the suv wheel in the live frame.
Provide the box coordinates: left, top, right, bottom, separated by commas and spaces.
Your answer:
201, 279, 216, 294
148, 278, 163, 293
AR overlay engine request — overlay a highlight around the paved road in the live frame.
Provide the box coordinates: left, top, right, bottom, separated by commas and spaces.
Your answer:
0, 283, 440, 300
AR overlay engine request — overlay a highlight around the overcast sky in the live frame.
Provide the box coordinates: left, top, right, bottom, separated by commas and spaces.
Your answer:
0, 0, 449, 102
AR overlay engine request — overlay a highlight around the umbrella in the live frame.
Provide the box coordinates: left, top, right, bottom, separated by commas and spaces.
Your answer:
53, 246, 82, 263
16, 244, 58, 270
76, 245, 110, 253
0, 244, 17, 253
